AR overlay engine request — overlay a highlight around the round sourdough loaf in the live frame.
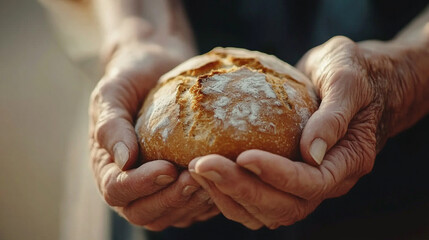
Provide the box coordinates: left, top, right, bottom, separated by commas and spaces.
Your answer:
135, 47, 319, 167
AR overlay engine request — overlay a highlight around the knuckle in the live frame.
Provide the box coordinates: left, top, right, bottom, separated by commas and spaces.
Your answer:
233, 186, 251, 200
102, 178, 121, 207
160, 197, 184, 209
271, 207, 293, 226
94, 118, 116, 144
266, 222, 281, 230
122, 207, 150, 227
158, 191, 187, 209
231, 183, 261, 205
321, 160, 341, 190
90, 81, 110, 123
361, 157, 375, 175
247, 222, 263, 231
240, 217, 261, 230
277, 206, 305, 227
89, 85, 101, 105
328, 35, 355, 48
172, 221, 193, 228
193, 190, 211, 204
277, 177, 292, 194
103, 186, 117, 206
343, 127, 377, 177
305, 177, 328, 200
331, 110, 350, 140
90, 78, 111, 104
144, 223, 168, 231
116, 172, 140, 200
221, 208, 248, 224
293, 201, 309, 222
102, 191, 115, 206
221, 211, 236, 221
353, 143, 376, 176
127, 216, 148, 227
97, 78, 115, 96
281, 218, 299, 227
292, 200, 310, 222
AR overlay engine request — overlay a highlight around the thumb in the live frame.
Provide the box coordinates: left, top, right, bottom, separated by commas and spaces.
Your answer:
300, 84, 359, 166
91, 76, 141, 170
296, 36, 368, 166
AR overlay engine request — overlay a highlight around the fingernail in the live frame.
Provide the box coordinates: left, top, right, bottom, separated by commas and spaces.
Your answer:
196, 190, 211, 202
154, 175, 175, 186
189, 170, 210, 189
243, 164, 261, 175
182, 185, 199, 196
194, 157, 223, 182
188, 157, 202, 171
113, 142, 129, 169
310, 138, 327, 165
198, 171, 223, 182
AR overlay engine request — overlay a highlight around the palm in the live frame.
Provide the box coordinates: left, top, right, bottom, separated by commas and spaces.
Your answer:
90, 36, 220, 229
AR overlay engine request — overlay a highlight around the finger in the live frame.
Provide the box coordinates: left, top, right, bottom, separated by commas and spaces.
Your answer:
237, 150, 327, 200
96, 158, 178, 207
319, 113, 377, 198
188, 163, 264, 230
193, 205, 220, 222
172, 205, 220, 228
190, 155, 307, 229
237, 122, 375, 201
296, 36, 374, 166
151, 189, 213, 230
238, 126, 375, 201
122, 170, 202, 228
90, 75, 142, 170
299, 74, 359, 166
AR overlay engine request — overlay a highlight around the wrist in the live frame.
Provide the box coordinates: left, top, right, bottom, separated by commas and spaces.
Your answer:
359, 40, 429, 147
101, 17, 155, 66
386, 42, 429, 134
101, 17, 196, 70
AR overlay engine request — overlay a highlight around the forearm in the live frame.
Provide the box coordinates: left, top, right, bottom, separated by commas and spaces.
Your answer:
93, 0, 142, 38
394, 4, 429, 48
94, 0, 194, 41
357, 6, 429, 145
93, 0, 196, 64
388, 5, 429, 136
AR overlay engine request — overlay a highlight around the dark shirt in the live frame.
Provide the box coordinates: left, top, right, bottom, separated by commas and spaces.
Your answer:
183, 0, 427, 64
112, 1, 429, 239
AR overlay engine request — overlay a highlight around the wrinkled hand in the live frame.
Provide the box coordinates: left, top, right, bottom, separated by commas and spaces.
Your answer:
89, 19, 218, 230
188, 36, 422, 229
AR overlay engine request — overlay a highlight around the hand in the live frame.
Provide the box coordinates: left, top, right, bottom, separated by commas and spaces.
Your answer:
89, 18, 218, 230
188, 36, 425, 229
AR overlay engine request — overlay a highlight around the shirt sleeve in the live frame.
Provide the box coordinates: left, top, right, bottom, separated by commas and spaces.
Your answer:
39, 0, 102, 62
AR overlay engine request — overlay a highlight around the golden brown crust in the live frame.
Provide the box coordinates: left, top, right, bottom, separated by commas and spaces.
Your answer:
136, 47, 319, 167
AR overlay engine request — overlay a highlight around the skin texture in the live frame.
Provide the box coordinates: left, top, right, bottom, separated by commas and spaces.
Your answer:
89, 1, 429, 231
89, 15, 219, 230
188, 36, 429, 229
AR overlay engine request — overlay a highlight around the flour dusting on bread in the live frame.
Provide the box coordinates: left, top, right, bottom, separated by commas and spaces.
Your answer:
201, 67, 281, 132
236, 69, 276, 99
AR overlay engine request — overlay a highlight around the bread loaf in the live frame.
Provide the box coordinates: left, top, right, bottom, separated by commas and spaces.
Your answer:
135, 47, 318, 167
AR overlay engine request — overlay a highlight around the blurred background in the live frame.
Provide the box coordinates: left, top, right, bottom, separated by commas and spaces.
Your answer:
1, 1, 429, 240
0, 0, 99, 239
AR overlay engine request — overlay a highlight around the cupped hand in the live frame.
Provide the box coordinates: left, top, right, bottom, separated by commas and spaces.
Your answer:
188, 36, 423, 229
89, 18, 219, 230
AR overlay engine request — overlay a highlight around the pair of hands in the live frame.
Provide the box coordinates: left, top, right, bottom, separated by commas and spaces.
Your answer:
90, 20, 419, 230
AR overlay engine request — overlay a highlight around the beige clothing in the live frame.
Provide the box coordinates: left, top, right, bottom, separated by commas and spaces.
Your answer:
39, 1, 107, 239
